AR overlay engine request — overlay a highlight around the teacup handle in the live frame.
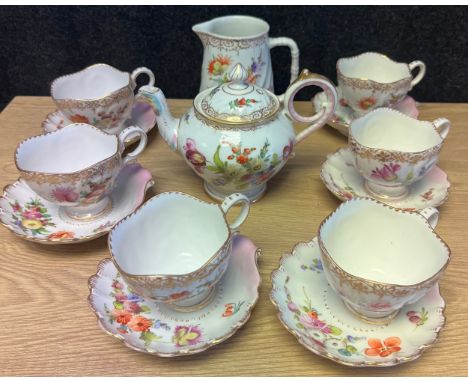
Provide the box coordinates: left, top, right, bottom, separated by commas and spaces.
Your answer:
433, 118, 451, 140
268, 37, 299, 85
131, 67, 155, 91
283, 69, 338, 144
419, 207, 439, 229
408, 61, 426, 88
118, 126, 148, 164
220, 193, 250, 231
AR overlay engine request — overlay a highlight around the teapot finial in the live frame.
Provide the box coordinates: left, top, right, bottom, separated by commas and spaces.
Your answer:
228, 64, 248, 83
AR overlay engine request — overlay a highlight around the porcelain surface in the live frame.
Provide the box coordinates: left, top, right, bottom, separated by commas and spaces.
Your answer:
313, 87, 419, 136
137, 66, 338, 202
51, 63, 156, 134
193, 15, 299, 92
321, 147, 450, 210
109, 191, 250, 309
271, 238, 446, 367
42, 101, 157, 145
318, 198, 450, 321
0, 163, 153, 244
89, 234, 261, 356
337, 52, 425, 117
15, 123, 147, 220
349, 108, 450, 199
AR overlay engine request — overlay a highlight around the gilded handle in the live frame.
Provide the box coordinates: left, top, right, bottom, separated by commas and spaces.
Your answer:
268, 37, 299, 85
131, 67, 155, 91
408, 60, 426, 88
118, 126, 148, 164
220, 193, 251, 231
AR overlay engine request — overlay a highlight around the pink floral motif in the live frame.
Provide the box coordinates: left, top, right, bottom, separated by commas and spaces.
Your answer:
371, 163, 401, 181
299, 312, 332, 334
183, 138, 206, 174
52, 187, 79, 203
282, 140, 294, 161
172, 325, 202, 347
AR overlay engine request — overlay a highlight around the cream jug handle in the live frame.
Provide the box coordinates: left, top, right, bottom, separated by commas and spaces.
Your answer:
433, 118, 451, 140
419, 207, 439, 229
131, 67, 155, 91
118, 126, 148, 164
283, 69, 338, 144
408, 61, 426, 88
220, 193, 251, 231
268, 37, 299, 85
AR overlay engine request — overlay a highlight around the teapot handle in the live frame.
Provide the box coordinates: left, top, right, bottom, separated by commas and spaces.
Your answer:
283, 69, 338, 144
131, 67, 155, 91
269, 37, 299, 85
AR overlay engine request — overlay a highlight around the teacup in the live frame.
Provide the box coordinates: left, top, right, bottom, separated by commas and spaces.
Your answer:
318, 197, 450, 323
15, 123, 147, 220
108, 192, 250, 311
349, 108, 450, 199
337, 52, 426, 117
51, 63, 155, 134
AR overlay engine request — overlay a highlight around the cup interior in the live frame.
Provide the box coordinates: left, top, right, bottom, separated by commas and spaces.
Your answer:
110, 193, 230, 276
51, 64, 129, 100
198, 15, 269, 38
16, 124, 118, 174
351, 109, 443, 152
338, 53, 410, 83
319, 199, 449, 286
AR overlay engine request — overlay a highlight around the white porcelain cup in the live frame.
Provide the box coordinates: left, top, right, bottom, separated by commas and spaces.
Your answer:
15, 123, 147, 220
349, 108, 450, 200
318, 198, 450, 323
109, 192, 250, 311
337, 52, 426, 117
51, 63, 155, 134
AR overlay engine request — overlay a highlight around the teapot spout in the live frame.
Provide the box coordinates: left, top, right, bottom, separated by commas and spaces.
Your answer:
136, 86, 179, 151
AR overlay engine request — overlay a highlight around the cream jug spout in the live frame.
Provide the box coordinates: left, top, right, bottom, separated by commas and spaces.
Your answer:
136, 86, 180, 151
192, 19, 213, 39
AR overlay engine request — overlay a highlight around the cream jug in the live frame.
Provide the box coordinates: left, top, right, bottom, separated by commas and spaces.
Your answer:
193, 15, 299, 92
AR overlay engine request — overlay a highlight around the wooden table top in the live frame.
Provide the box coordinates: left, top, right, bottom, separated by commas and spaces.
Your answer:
0, 97, 467, 376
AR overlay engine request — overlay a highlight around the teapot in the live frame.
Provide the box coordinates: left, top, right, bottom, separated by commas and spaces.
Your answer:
138, 64, 338, 201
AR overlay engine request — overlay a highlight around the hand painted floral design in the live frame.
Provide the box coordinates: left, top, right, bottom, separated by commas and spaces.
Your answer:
52, 187, 79, 203
172, 325, 202, 347
421, 188, 434, 201
229, 98, 258, 110
208, 55, 232, 85
47, 231, 75, 241
80, 177, 112, 204
371, 163, 401, 181
104, 275, 170, 346
247, 53, 266, 84
364, 337, 402, 357
339, 98, 349, 107
169, 291, 190, 300
282, 140, 294, 161
9, 199, 56, 236
184, 138, 289, 190
92, 220, 114, 233
358, 97, 377, 110
300, 258, 323, 273
222, 301, 245, 317
183, 138, 207, 174
407, 308, 428, 327
69, 114, 90, 124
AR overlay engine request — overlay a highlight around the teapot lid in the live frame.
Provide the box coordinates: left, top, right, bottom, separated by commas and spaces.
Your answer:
194, 63, 280, 126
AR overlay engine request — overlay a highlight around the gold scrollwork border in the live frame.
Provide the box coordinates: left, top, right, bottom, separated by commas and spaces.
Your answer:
197, 32, 267, 51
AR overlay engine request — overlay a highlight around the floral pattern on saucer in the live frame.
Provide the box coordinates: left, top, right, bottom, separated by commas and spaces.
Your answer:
270, 238, 446, 367
313, 87, 419, 136
321, 147, 450, 210
42, 101, 156, 145
0, 163, 154, 244
88, 235, 261, 356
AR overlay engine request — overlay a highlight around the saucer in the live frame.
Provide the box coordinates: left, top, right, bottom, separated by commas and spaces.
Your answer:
42, 101, 157, 145
321, 147, 450, 210
270, 237, 446, 367
88, 235, 260, 356
313, 87, 419, 136
0, 163, 154, 244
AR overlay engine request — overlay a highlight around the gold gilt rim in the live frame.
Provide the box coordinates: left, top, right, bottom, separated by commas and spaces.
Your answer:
269, 238, 447, 367
50, 63, 131, 103
108, 191, 234, 279
349, 107, 445, 155
319, 147, 451, 209
317, 196, 451, 289
0, 176, 154, 245
336, 52, 412, 86
15, 123, 121, 176
87, 246, 262, 357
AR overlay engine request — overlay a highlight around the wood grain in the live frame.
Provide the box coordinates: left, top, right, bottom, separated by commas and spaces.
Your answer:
0, 97, 467, 376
